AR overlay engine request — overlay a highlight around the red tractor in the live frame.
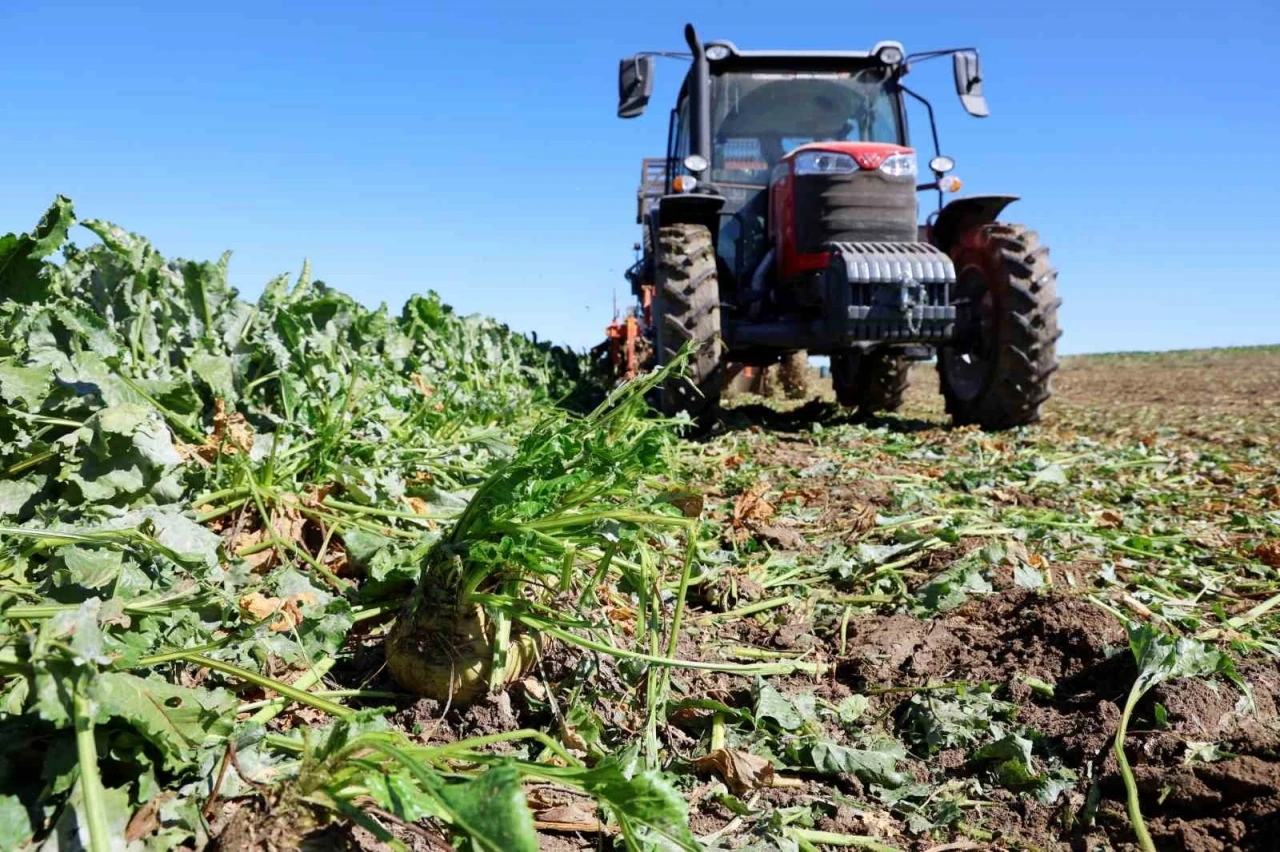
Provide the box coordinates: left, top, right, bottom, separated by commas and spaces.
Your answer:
612, 24, 1061, 429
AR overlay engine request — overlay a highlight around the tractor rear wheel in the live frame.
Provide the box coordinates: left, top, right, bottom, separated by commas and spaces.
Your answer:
831, 350, 911, 415
654, 223, 723, 425
938, 223, 1061, 429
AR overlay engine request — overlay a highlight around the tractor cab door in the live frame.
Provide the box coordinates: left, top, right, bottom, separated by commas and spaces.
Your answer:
668, 94, 761, 297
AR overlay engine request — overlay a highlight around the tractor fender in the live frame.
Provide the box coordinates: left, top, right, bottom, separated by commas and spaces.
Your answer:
928, 195, 1019, 254
656, 193, 726, 240
642, 194, 727, 287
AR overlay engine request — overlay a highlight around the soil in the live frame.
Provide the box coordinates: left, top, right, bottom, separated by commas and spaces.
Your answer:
211, 347, 1280, 851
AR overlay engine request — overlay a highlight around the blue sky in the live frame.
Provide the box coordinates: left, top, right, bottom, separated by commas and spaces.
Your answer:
2, 1, 1277, 355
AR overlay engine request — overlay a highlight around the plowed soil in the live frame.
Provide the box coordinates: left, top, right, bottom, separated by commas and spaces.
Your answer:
676, 345, 1280, 850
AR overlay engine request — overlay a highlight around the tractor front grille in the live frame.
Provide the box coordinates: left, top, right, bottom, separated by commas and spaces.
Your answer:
793, 170, 918, 253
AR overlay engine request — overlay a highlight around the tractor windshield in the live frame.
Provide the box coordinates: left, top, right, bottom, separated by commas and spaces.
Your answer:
703, 65, 901, 284
709, 66, 900, 187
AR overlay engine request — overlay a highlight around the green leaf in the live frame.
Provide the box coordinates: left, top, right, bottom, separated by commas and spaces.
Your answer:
93, 672, 236, 770
0, 795, 33, 850
836, 694, 869, 727
0, 196, 74, 304
142, 508, 223, 567
190, 349, 237, 402
1129, 624, 1231, 693
786, 738, 907, 788
0, 474, 44, 518
0, 359, 55, 408
436, 763, 538, 852
97, 403, 152, 436
754, 678, 806, 731
916, 566, 992, 614
572, 761, 699, 851
1013, 563, 1045, 589
975, 732, 1034, 768
58, 546, 124, 590
901, 688, 1016, 753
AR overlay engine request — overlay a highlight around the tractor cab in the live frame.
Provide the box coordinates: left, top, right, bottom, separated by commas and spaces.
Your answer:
680, 57, 907, 292
613, 25, 1060, 432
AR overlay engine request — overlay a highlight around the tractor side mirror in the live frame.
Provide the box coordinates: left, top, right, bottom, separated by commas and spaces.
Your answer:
953, 52, 989, 117
618, 55, 655, 119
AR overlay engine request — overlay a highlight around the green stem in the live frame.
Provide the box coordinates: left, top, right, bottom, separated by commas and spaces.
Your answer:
248, 657, 336, 725
787, 828, 901, 852
73, 689, 112, 852
664, 523, 698, 660
523, 620, 826, 676
419, 729, 582, 767
322, 496, 454, 522
4, 449, 55, 477
1114, 683, 1157, 852
238, 689, 402, 713
692, 595, 792, 626
176, 654, 351, 717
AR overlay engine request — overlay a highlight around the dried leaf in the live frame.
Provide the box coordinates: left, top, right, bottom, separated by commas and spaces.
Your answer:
732, 482, 775, 527
691, 748, 777, 795
238, 591, 318, 632
1255, 540, 1280, 568
1097, 509, 1124, 528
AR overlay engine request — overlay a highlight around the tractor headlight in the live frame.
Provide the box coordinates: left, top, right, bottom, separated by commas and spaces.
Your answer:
929, 155, 955, 174
879, 152, 917, 178
793, 151, 857, 175
683, 153, 709, 173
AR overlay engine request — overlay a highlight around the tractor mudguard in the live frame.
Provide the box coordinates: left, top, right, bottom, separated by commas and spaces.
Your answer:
656, 194, 725, 239
928, 195, 1019, 254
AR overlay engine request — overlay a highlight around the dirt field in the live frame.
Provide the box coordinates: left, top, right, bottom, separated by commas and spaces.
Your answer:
656, 346, 1279, 850
273, 345, 1279, 852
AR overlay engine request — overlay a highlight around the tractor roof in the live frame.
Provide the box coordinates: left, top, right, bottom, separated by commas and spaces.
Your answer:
703, 40, 905, 62
672, 39, 908, 103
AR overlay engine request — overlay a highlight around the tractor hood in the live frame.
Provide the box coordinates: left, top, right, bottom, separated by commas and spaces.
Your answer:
782, 141, 914, 171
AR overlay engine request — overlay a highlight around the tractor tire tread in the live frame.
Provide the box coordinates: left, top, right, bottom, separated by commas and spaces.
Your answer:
654, 224, 723, 427
939, 221, 1061, 429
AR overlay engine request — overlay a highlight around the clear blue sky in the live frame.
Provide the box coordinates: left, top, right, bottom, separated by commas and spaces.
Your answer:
2, 1, 1277, 355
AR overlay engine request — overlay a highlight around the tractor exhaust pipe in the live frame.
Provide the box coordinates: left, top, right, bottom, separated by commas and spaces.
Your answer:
684, 24, 712, 164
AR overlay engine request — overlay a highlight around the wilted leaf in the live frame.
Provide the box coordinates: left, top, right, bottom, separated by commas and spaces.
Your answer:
787, 738, 906, 788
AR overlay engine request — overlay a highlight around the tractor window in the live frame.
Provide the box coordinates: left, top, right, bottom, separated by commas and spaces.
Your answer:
710, 66, 901, 184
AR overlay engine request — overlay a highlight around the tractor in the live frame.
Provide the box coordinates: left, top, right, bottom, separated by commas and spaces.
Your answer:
610, 24, 1061, 429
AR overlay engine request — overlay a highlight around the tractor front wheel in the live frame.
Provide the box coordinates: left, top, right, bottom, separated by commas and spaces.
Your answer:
654, 223, 723, 426
832, 349, 911, 415
938, 223, 1061, 429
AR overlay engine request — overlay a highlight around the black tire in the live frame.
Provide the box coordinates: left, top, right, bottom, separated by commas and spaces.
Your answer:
654, 223, 723, 424
857, 351, 910, 413
938, 223, 1061, 429
778, 350, 810, 400
831, 350, 910, 414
